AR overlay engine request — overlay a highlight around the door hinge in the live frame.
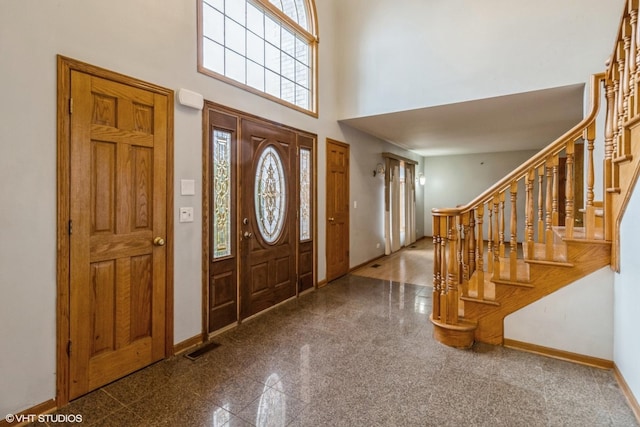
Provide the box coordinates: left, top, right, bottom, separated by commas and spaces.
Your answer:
68, 220, 73, 235
66, 340, 72, 356
69, 98, 73, 114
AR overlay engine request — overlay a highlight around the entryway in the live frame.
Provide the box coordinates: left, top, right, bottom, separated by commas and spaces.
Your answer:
202, 102, 316, 335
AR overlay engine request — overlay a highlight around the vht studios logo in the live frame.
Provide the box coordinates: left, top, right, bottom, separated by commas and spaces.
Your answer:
5, 413, 83, 424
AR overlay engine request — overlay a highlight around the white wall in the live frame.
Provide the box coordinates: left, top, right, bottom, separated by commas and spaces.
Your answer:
423, 150, 538, 236
504, 267, 614, 360
614, 178, 640, 401
335, 0, 621, 119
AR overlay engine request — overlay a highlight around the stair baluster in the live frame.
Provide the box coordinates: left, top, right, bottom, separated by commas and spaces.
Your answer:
476, 205, 485, 300
509, 182, 518, 281
526, 169, 535, 257
565, 140, 575, 239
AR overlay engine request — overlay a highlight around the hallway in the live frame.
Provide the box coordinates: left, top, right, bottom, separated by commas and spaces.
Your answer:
352, 237, 434, 287
29, 274, 638, 426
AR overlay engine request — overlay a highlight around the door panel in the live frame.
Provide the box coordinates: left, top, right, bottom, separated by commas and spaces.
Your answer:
206, 110, 238, 333
326, 139, 350, 282
69, 71, 167, 399
240, 119, 296, 318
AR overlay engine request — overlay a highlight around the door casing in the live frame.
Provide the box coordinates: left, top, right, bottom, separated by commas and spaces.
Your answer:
56, 55, 174, 406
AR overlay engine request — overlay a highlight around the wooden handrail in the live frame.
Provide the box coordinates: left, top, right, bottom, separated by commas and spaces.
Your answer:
433, 73, 605, 217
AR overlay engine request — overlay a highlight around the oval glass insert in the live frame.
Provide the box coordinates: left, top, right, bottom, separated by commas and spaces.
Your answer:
254, 146, 286, 243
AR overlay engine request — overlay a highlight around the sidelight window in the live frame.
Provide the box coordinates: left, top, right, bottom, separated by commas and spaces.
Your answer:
299, 147, 311, 240
212, 129, 232, 258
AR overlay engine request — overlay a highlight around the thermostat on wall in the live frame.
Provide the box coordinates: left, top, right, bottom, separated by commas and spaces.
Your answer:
177, 88, 204, 110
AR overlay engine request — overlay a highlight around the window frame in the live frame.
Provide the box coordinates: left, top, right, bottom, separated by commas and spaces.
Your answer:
197, 0, 319, 117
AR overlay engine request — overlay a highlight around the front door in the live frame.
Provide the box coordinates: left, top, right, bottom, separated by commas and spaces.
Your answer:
240, 119, 297, 318
326, 139, 350, 282
66, 67, 171, 399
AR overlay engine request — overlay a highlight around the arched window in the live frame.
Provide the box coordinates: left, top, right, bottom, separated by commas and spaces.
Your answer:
198, 0, 318, 116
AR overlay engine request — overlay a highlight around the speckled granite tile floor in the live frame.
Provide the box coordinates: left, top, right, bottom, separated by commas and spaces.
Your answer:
29, 275, 638, 426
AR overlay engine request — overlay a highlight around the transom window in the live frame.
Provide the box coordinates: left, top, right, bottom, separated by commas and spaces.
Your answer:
199, 0, 318, 115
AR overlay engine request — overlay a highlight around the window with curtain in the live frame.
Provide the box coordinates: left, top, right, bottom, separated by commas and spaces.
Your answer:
198, 0, 318, 115
384, 154, 417, 255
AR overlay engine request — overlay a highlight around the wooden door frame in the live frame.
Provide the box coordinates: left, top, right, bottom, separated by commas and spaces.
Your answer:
201, 101, 317, 337
56, 55, 174, 406
325, 138, 350, 282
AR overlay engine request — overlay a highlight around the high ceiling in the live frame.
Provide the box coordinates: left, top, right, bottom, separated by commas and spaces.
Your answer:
339, 83, 586, 158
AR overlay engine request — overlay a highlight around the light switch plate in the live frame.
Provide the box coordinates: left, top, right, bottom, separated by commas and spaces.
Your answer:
181, 179, 195, 196
179, 207, 194, 223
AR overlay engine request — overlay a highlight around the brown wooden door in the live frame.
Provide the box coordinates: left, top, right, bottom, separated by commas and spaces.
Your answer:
240, 119, 297, 318
68, 71, 168, 399
326, 139, 350, 282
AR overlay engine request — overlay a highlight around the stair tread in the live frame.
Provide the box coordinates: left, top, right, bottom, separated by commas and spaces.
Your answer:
526, 259, 574, 268
461, 296, 500, 306
492, 279, 534, 288
553, 226, 605, 242
429, 314, 477, 331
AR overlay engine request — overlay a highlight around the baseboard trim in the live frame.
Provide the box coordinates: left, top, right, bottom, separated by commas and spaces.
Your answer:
0, 399, 56, 426
503, 338, 613, 369
349, 236, 431, 276
317, 279, 328, 288
349, 254, 386, 273
173, 334, 203, 355
614, 363, 640, 424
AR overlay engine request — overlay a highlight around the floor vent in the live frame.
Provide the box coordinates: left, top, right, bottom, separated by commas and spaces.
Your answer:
185, 341, 220, 360
371, 263, 382, 268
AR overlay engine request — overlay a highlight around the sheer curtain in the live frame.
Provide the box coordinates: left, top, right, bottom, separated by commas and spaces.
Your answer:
405, 164, 416, 246
384, 156, 416, 255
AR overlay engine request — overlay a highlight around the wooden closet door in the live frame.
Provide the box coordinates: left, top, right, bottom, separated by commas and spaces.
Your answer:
68, 71, 168, 399
326, 139, 350, 282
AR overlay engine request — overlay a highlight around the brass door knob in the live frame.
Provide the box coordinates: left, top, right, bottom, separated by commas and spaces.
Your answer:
328, 217, 335, 222
153, 237, 166, 246
243, 231, 253, 239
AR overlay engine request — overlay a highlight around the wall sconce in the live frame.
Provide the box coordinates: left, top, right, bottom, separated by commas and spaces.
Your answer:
416, 172, 426, 186
373, 163, 385, 177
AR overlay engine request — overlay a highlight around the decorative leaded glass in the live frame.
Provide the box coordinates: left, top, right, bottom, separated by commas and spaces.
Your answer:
300, 148, 311, 240
255, 146, 286, 243
213, 130, 232, 258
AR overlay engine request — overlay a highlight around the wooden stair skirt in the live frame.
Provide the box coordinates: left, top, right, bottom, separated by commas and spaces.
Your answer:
430, 238, 611, 348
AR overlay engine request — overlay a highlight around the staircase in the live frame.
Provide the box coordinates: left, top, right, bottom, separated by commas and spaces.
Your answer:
430, 0, 640, 348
